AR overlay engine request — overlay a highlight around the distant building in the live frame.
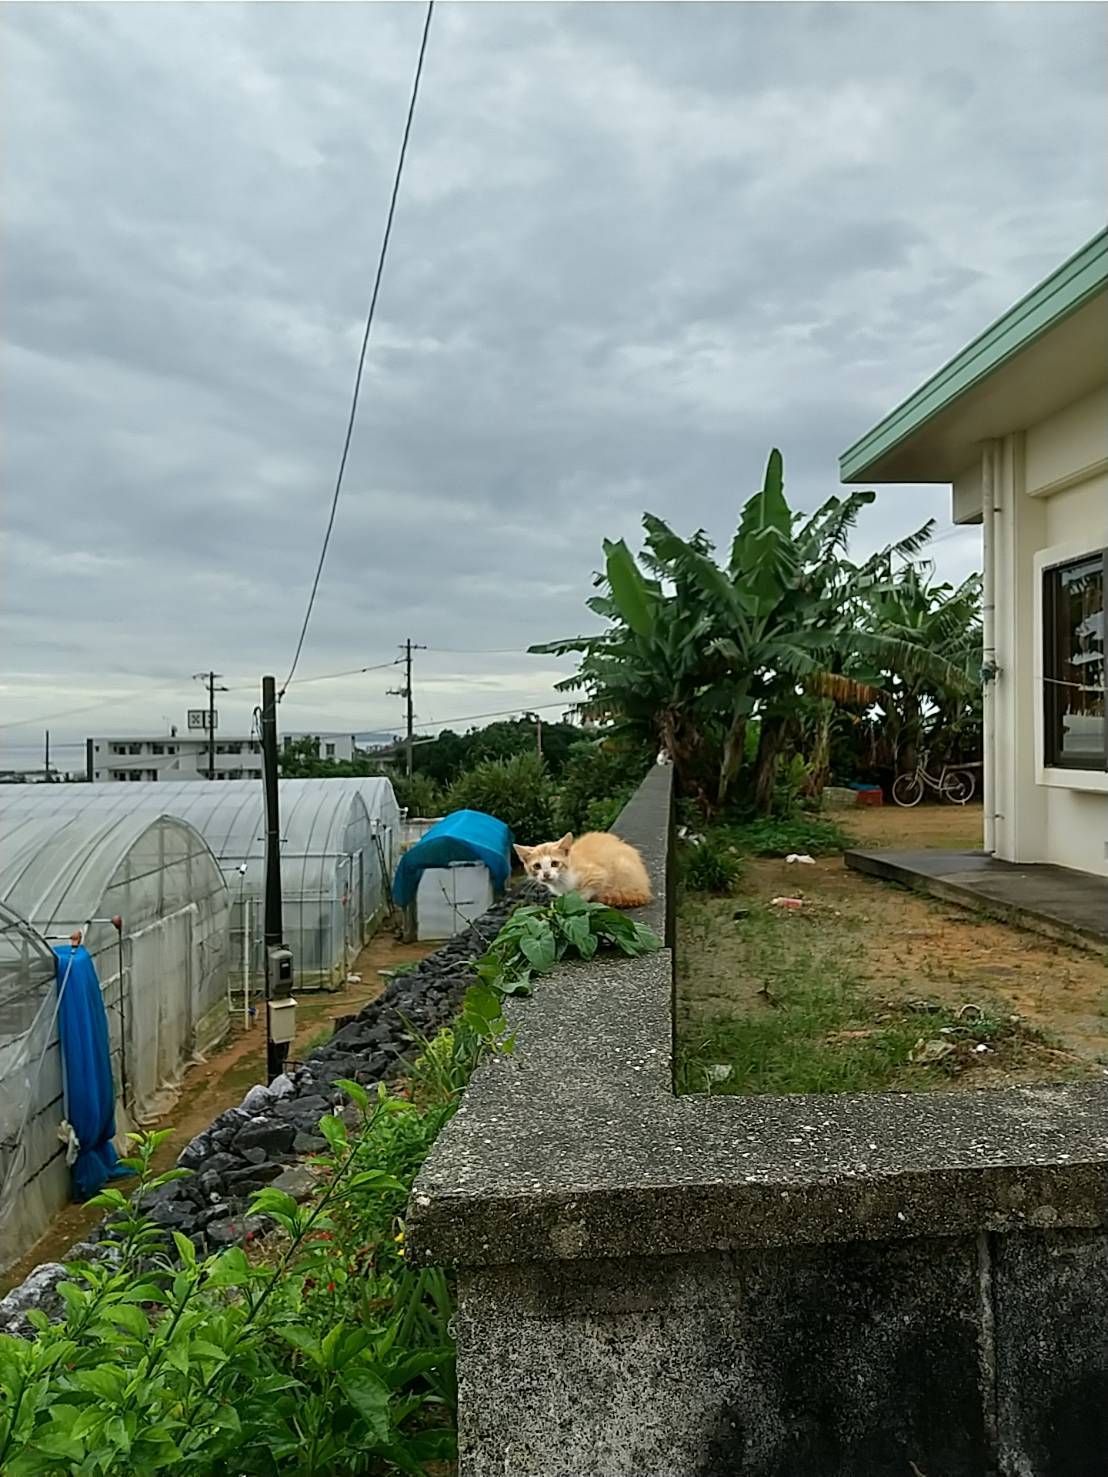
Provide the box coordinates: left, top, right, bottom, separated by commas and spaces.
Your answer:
86, 730, 356, 782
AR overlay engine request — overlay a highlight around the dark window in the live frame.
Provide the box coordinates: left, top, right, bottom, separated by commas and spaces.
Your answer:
1043, 549, 1107, 771
325, 743, 336, 758
128, 743, 142, 755
151, 744, 164, 755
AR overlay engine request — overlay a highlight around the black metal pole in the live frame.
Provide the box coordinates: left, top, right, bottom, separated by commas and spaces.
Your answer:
261, 675, 286, 1079
208, 672, 216, 781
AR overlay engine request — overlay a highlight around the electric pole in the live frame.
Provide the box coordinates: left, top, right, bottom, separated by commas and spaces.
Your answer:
44, 730, 51, 783
193, 671, 227, 780
535, 714, 542, 758
387, 639, 425, 777
260, 675, 291, 1080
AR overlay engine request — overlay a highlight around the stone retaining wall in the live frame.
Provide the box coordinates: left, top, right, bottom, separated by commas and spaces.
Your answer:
408, 767, 1108, 1477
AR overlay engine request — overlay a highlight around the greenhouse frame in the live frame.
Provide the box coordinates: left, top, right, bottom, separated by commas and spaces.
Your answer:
0, 777, 402, 992
0, 812, 230, 1273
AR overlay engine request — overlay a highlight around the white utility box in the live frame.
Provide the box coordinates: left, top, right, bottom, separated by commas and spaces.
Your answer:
267, 997, 298, 1044
414, 861, 494, 941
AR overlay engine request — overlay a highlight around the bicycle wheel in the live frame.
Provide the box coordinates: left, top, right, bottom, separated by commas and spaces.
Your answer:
941, 769, 975, 805
892, 772, 925, 807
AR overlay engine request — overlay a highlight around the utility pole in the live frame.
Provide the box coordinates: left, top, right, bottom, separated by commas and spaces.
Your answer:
44, 730, 51, 783
536, 714, 542, 758
260, 675, 293, 1080
193, 671, 227, 780
387, 639, 425, 777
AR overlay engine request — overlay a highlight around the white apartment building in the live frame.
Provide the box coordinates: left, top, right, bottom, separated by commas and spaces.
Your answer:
86, 730, 356, 782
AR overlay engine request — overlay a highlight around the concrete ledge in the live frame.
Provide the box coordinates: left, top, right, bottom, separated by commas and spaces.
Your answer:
845, 846, 1108, 951
407, 766, 1108, 1475
409, 770, 1108, 1267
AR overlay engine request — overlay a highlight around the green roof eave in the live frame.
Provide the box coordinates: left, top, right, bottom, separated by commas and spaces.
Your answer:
839, 229, 1108, 483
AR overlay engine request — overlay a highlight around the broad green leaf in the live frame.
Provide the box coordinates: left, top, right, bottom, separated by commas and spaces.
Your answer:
604, 539, 655, 639
333, 1077, 370, 1113
518, 931, 557, 974
105, 1303, 148, 1338
319, 1112, 348, 1152
339, 1366, 392, 1442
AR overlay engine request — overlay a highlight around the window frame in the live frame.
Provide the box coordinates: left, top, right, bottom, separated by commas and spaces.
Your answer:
1042, 546, 1108, 773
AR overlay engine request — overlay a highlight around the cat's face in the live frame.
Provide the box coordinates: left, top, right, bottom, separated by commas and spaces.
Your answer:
514, 834, 573, 891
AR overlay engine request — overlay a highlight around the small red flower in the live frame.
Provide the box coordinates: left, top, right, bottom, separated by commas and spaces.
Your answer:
327, 1281, 336, 1293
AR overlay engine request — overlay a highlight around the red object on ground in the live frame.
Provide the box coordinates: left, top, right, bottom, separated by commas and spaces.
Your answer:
855, 788, 883, 807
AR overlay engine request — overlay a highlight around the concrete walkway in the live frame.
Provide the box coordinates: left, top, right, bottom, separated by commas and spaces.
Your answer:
844, 849, 1108, 952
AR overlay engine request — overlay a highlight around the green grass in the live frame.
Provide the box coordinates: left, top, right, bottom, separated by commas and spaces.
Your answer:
677, 905, 1060, 1097
721, 814, 856, 858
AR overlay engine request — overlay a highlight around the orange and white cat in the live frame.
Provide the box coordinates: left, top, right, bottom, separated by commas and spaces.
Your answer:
514, 832, 652, 910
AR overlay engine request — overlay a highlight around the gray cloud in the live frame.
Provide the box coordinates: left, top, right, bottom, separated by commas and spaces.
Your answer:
2, 1, 1104, 766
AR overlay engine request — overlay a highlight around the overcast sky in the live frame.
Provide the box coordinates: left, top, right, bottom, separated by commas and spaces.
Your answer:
3, 1, 1104, 768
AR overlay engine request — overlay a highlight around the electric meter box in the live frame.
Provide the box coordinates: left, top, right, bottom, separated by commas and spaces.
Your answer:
267, 997, 298, 1045
267, 945, 294, 989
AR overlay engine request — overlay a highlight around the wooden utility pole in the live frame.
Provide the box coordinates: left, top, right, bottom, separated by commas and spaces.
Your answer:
387, 639, 425, 777
194, 671, 226, 779
44, 730, 51, 783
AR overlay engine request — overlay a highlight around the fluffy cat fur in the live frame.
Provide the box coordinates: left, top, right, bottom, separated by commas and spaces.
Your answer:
514, 832, 653, 910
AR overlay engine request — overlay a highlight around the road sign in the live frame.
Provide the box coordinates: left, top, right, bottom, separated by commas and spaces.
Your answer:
187, 709, 218, 730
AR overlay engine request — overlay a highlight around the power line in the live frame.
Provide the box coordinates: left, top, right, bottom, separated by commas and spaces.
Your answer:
423, 646, 537, 655
278, 657, 403, 691
280, 0, 435, 700
409, 699, 573, 732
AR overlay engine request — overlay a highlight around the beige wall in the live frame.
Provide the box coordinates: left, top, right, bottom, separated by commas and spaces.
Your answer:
989, 385, 1108, 877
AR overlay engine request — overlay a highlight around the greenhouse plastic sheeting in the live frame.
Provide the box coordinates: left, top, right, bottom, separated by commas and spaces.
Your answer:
0, 778, 402, 990
0, 903, 59, 1273
52, 944, 125, 1200
393, 810, 512, 908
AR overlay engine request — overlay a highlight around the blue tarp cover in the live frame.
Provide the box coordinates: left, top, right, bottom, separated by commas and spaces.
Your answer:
393, 809, 513, 908
52, 945, 125, 1200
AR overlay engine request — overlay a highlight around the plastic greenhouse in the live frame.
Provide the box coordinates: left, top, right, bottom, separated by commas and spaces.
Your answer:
0, 812, 230, 1273
0, 777, 402, 994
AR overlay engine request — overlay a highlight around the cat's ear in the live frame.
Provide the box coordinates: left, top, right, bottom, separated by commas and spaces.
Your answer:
514, 844, 533, 864
557, 833, 573, 852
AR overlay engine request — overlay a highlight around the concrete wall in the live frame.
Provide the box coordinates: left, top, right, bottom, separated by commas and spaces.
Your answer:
408, 767, 1108, 1476
979, 382, 1107, 877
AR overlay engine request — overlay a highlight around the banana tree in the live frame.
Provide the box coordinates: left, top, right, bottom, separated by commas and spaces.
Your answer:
535, 450, 978, 815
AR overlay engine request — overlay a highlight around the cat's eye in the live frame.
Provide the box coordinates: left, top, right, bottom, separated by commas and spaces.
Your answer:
550, 860, 560, 869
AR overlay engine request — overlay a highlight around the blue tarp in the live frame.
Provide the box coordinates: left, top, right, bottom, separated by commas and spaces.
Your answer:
393, 809, 513, 909
52, 945, 125, 1200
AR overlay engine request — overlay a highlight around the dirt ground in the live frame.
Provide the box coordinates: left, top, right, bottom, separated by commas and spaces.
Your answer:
679, 803, 1108, 1094
1, 929, 432, 1297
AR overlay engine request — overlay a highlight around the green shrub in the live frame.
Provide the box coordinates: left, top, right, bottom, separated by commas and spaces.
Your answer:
391, 770, 444, 818
446, 751, 556, 846
582, 794, 627, 833
555, 741, 650, 834
724, 815, 855, 857
683, 835, 744, 894
0, 986, 526, 1477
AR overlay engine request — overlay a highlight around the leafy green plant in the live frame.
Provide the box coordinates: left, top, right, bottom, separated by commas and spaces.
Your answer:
446, 752, 556, 847
581, 794, 627, 833
391, 772, 444, 820
0, 993, 523, 1477
533, 448, 977, 817
723, 815, 855, 857
555, 740, 649, 834
473, 893, 660, 996
683, 836, 744, 894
